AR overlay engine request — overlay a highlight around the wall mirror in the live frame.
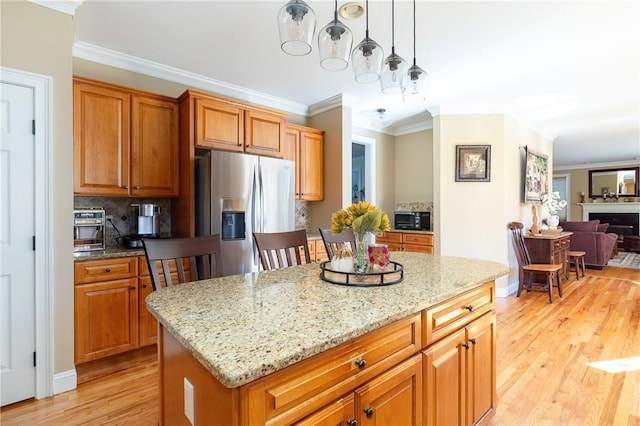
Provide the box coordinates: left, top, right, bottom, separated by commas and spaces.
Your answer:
588, 167, 639, 198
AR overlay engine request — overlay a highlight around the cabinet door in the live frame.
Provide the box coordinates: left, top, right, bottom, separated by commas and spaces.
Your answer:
245, 109, 283, 157
73, 81, 130, 196
466, 313, 496, 426
294, 394, 355, 426
283, 126, 301, 198
131, 96, 179, 197
138, 276, 157, 347
355, 354, 422, 426
195, 98, 244, 151
299, 130, 324, 201
422, 328, 466, 426
74, 278, 139, 363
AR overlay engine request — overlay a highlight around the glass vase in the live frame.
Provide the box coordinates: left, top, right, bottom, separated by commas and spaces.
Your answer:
354, 232, 369, 274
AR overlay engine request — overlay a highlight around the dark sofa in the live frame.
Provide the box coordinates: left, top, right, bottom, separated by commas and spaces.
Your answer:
558, 220, 618, 269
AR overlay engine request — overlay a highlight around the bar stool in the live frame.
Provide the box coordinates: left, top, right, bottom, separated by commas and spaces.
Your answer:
568, 250, 586, 280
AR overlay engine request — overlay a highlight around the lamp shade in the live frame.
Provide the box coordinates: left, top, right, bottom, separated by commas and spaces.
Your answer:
318, 16, 353, 71
278, 0, 316, 56
380, 50, 408, 94
351, 35, 384, 83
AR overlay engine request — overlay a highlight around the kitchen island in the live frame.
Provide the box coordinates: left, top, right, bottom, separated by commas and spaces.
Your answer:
146, 252, 509, 425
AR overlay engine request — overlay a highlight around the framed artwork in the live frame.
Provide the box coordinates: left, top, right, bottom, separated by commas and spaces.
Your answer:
524, 148, 549, 203
455, 145, 491, 182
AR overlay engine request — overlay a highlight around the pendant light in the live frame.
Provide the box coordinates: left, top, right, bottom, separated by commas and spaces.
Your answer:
380, 0, 407, 94
318, 0, 353, 71
406, 0, 428, 98
278, 0, 316, 56
351, 0, 384, 83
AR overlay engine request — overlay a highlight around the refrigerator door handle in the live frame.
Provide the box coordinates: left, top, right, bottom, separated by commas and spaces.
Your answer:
251, 163, 259, 266
257, 161, 265, 231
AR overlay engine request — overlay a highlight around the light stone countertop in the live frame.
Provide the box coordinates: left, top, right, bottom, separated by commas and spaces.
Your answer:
73, 246, 144, 261
146, 251, 509, 389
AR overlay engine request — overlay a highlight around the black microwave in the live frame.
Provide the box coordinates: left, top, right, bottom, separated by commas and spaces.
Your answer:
394, 211, 431, 231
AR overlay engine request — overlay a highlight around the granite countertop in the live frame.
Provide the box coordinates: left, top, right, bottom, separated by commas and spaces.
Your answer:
146, 251, 509, 389
389, 228, 434, 235
73, 245, 144, 261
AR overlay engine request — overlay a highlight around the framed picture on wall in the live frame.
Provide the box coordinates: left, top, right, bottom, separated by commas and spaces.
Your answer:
455, 145, 491, 182
524, 147, 548, 203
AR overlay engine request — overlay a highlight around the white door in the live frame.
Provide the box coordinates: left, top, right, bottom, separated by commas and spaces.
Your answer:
0, 82, 36, 406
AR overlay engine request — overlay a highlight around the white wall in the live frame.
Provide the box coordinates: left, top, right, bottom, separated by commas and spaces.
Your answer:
395, 129, 434, 204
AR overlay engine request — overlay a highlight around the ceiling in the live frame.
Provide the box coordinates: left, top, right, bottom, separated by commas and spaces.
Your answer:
68, 0, 640, 168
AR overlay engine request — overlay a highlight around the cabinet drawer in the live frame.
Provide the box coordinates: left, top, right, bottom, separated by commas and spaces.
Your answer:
245, 313, 422, 425
403, 243, 433, 254
377, 232, 402, 244
74, 257, 138, 284
402, 233, 433, 246
138, 256, 189, 277
423, 281, 495, 346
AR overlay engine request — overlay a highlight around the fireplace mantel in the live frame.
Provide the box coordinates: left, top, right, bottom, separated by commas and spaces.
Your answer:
579, 202, 640, 219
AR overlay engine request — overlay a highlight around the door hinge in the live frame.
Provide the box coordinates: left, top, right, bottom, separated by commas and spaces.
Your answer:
32, 120, 36, 135
33, 351, 36, 367
33, 236, 36, 251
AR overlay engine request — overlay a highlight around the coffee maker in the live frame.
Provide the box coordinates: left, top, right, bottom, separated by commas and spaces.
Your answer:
124, 203, 161, 248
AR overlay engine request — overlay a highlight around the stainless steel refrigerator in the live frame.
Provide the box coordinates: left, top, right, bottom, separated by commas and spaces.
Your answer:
195, 150, 295, 275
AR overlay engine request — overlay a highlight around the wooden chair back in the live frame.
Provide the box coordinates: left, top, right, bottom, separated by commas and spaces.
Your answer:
509, 222, 532, 267
253, 230, 310, 270
141, 234, 222, 291
319, 228, 357, 259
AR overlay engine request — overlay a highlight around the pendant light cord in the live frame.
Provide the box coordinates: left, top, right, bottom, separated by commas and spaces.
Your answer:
333, 0, 338, 23
392, 0, 396, 52
412, 0, 417, 66
365, 0, 369, 39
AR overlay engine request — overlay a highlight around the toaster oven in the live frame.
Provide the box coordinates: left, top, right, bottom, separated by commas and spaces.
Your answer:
73, 208, 106, 252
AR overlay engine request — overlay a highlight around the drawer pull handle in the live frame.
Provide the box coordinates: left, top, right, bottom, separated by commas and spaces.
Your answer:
465, 305, 474, 312
363, 408, 374, 418
355, 359, 366, 369
470, 338, 477, 345
105, 268, 111, 272
346, 420, 357, 426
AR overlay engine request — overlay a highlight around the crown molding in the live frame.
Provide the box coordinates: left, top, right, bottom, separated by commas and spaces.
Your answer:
395, 120, 434, 136
553, 159, 640, 171
308, 94, 343, 116
72, 41, 309, 117
28, 0, 83, 15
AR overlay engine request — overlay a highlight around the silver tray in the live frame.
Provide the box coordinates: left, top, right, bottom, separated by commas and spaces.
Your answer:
319, 261, 404, 287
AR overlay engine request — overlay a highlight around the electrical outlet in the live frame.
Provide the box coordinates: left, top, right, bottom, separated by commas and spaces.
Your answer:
184, 377, 195, 425
106, 215, 114, 222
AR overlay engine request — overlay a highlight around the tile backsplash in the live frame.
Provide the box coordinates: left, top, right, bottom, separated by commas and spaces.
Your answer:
75, 197, 312, 245
74, 197, 172, 245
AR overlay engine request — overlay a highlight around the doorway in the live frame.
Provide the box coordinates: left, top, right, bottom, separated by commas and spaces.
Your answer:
352, 135, 376, 205
552, 174, 570, 220
0, 67, 53, 404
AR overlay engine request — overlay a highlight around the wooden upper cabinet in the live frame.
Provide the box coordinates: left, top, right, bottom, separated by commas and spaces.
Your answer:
195, 98, 244, 151
131, 96, 179, 197
284, 124, 324, 201
245, 109, 285, 157
73, 77, 179, 197
73, 81, 130, 196
191, 91, 286, 158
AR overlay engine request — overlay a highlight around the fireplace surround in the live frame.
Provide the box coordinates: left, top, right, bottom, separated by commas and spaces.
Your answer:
580, 202, 640, 238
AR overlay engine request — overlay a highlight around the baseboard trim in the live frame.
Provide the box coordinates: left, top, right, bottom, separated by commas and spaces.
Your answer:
52, 368, 77, 395
496, 280, 519, 298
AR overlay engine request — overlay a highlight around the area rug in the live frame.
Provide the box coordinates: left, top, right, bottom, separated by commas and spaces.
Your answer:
607, 252, 640, 269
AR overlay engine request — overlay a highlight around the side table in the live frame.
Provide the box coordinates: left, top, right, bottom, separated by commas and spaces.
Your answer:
524, 232, 573, 281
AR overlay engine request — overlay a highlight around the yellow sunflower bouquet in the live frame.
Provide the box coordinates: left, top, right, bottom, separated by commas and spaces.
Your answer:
331, 201, 391, 239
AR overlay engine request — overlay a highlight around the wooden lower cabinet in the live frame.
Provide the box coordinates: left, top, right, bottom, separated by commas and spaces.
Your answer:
422, 312, 497, 426
296, 355, 422, 426
377, 232, 434, 254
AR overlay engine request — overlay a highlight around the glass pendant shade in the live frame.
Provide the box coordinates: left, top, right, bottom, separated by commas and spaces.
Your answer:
351, 34, 384, 83
380, 49, 408, 94
278, 0, 316, 56
407, 63, 428, 98
318, 11, 353, 71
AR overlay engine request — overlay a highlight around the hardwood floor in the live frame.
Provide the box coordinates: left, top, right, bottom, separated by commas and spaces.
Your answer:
1, 266, 638, 425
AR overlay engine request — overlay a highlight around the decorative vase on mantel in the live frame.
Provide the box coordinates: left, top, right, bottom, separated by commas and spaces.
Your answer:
353, 232, 370, 273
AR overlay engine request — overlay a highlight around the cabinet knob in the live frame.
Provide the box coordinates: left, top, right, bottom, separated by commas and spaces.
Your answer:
134, 186, 140, 189
470, 338, 477, 345
363, 408, 374, 418
123, 185, 128, 189
346, 420, 358, 426
142, 284, 148, 288
462, 342, 470, 350
355, 358, 366, 369
130, 286, 136, 290
465, 305, 474, 312
105, 268, 111, 272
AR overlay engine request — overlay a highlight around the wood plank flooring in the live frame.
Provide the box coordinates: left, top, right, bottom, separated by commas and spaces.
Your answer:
1, 266, 639, 425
